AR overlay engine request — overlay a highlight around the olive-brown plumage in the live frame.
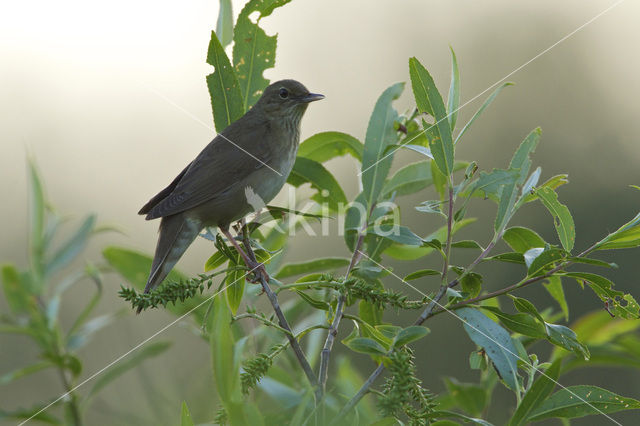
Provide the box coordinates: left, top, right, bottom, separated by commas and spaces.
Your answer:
139, 80, 323, 298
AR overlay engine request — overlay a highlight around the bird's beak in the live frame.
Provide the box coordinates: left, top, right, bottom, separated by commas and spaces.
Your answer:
301, 93, 325, 103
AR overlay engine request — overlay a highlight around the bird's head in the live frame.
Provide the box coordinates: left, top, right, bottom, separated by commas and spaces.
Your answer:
255, 79, 324, 121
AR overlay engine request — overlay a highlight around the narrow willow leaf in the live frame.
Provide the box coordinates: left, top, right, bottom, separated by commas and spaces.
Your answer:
384, 218, 476, 260
545, 323, 590, 360
521, 166, 541, 197
404, 269, 440, 281
522, 174, 569, 203
527, 248, 566, 277
458, 308, 520, 391
288, 157, 347, 211
503, 226, 546, 254
204, 251, 228, 272
45, 214, 96, 276
275, 257, 350, 279
27, 158, 45, 267
480, 306, 547, 339
483, 252, 525, 264
297, 131, 363, 163
215, 0, 233, 48
495, 128, 541, 232
409, 57, 454, 176
593, 212, 640, 250
509, 360, 561, 426
415, 200, 445, 216
471, 168, 520, 199
564, 272, 640, 319
1, 265, 34, 314
225, 253, 245, 315
571, 311, 640, 346
536, 187, 575, 252
393, 326, 430, 347
567, 257, 616, 268
431, 411, 494, 426
344, 337, 388, 355
0, 361, 55, 385
443, 378, 487, 417
294, 290, 329, 311
431, 158, 447, 199
544, 275, 569, 321
382, 161, 433, 197
360, 300, 383, 326
447, 46, 461, 131
181, 401, 195, 426
511, 296, 546, 324
88, 341, 171, 399
451, 240, 483, 250
232, 0, 292, 110
399, 143, 433, 158
455, 82, 513, 144
367, 224, 423, 246
527, 385, 640, 421
206, 31, 244, 132
361, 82, 404, 210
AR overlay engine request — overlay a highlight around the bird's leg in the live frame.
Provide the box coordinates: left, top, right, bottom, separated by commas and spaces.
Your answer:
219, 225, 269, 283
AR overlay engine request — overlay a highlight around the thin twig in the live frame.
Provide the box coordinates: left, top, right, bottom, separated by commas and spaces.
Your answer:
239, 224, 320, 400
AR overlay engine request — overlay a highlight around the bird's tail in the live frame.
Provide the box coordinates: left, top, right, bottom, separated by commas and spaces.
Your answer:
138, 214, 201, 313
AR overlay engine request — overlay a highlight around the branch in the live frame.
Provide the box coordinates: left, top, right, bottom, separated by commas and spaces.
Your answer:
332, 363, 385, 424
239, 224, 320, 400
318, 231, 365, 398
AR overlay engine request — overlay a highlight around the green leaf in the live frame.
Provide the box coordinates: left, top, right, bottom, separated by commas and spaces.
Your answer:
294, 290, 329, 311
451, 240, 483, 250
461, 272, 482, 299
495, 128, 541, 232
458, 308, 520, 391
444, 378, 487, 417
361, 82, 404, 209
0, 361, 55, 385
455, 82, 513, 144
264, 205, 330, 221
297, 131, 363, 163
393, 325, 430, 347
404, 269, 440, 281
211, 295, 242, 416
366, 224, 423, 246
27, 158, 45, 269
509, 360, 561, 426
344, 337, 388, 355
204, 250, 229, 272
480, 306, 546, 339
383, 161, 432, 197
215, 0, 233, 48
511, 296, 545, 324
484, 252, 525, 264
527, 385, 640, 421
87, 341, 171, 399
431, 411, 494, 426
527, 248, 566, 277
593, 211, 640, 250
225, 254, 245, 315
544, 275, 569, 321
275, 257, 350, 279
471, 168, 520, 199
409, 57, 454, 176
564, 272, 640, 319
180, 401, 195, 426
545, 323, 590, 360
447, 47, 461, 131
288, 157, 347, 211
1, 265, 34, 314
536, 187, 575, 252
359, 300, 383, 326
45, 214, 96, 276
232, 0, 292, 110
522, 174, 569, 203
206, 31, 244, 132
384, 218, 476, 260
503, 226, 546, 254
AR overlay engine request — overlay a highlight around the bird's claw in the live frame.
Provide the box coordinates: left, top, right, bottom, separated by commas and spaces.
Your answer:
247, 261, 269, 285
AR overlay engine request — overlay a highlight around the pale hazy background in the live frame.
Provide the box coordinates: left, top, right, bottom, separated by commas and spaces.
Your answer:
2, 0, 640, 424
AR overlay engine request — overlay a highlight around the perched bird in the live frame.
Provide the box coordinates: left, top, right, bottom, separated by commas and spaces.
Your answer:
138, 79, 324, 300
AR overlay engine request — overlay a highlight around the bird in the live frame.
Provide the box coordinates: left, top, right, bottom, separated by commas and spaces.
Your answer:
138, 79, 324, 302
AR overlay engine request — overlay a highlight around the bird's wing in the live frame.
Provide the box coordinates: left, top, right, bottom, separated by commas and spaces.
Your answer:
138, 162, 191, 215
143, 119, 275, 220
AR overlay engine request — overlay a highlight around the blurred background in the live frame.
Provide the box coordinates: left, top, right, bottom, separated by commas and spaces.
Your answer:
2, 0, 639, 424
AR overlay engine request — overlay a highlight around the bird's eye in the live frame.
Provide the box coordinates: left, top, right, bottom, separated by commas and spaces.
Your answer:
279, 88, 289, 99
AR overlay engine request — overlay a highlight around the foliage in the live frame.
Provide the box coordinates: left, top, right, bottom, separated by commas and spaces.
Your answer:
0, 160, 170, 425
106, 1, 640, 424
